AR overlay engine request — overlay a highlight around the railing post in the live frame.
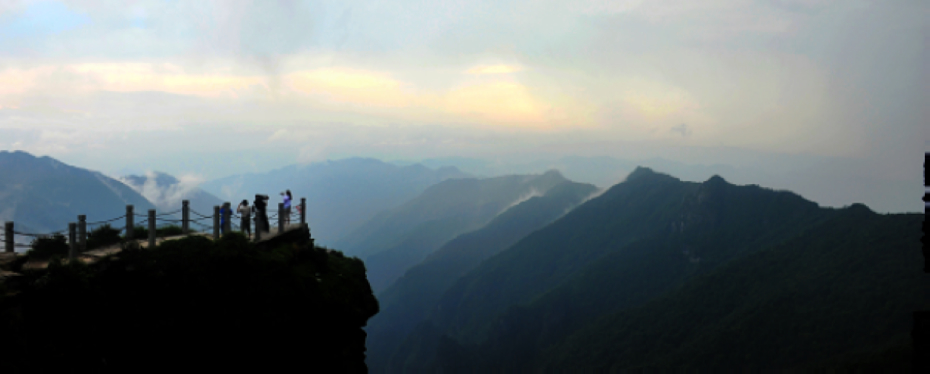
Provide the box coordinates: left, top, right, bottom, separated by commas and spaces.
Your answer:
148, 210, 156, 249
182, 200, 190, 235
213, 206, 220, 240
126, 205, 134, 241
223, 202, 231, 236
278, 203, 284, 234
68, 223, 77, 260
4, 222, 13, 253
78, 215, 87, 252
300, 198, 306, 225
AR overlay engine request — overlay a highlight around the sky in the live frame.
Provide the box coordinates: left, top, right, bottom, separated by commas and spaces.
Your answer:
0, 0, 926, 213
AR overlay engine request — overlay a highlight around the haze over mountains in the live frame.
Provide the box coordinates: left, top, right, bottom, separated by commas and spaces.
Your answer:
371, 168, 925, 372
0, 151, 155, 235
1, 150, 922, 370
1, 153, 471, 247
0, 0, 921, 370
336, 170, 595, 292
120, 171, 224, 217
396, 153, 922, 215
367, 176, 599, 370
198, 158, 470, 246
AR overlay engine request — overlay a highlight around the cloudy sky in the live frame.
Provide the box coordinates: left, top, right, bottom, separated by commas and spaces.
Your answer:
0, 0, 926, 212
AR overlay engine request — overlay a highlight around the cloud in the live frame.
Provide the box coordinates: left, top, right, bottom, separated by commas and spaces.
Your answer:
219, 176, 246, 202
0, 63, 267, 98
266, 128, 291, 143
670, 123, 691, 137
297, 144, 328, 164
0, 0, 922, 215
466, 64, 523, 75
119, 171, 207, 211
571, 0, 645, 15
444, 81, 548, 125
497, 187, 544, 216
285, 67, 412, 108
0, 61, 580, 128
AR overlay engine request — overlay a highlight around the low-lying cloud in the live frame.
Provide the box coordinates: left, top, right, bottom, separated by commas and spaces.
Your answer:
497, 187, 545, 217
119, 171, 206, 211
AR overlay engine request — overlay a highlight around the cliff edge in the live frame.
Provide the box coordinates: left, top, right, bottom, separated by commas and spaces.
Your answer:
0, 231, 379, 373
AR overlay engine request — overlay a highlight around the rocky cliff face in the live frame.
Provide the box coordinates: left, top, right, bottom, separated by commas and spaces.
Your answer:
0, 231, 378, 372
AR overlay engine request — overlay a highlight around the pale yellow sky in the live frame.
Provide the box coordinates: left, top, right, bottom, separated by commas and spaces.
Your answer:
0, 0, 925, 212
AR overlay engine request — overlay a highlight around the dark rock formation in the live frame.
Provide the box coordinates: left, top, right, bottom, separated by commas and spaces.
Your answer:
0, 232, 377, 373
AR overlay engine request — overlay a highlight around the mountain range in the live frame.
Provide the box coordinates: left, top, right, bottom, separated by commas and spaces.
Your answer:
0, 151, 155, 236
375, 167, 925, 372
365, 176, 598, 370
335, 170, 590, 292
539, 205, 925, 371
1, 150, 921, 370
198, 158, 470, 246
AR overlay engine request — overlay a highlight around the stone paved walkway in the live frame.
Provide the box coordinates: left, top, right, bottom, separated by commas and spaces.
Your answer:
3, 223, 305, 274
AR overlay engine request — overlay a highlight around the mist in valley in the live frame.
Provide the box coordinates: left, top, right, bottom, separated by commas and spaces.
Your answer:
0, 0, 926, 372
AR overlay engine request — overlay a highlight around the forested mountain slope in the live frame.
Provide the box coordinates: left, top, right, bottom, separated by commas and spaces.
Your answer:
385, 167, 845, 372
366, 179, 597, 370
538, 206, 925, 372
342, 170, 575, 292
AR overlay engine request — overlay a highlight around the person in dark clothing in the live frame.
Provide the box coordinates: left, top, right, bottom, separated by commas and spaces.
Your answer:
254, 194, 270, 233
237, 199, 251, 237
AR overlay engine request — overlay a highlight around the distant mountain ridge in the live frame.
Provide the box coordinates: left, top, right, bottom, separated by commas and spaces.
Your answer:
365, 177, 598, 370
0, 150, 156, 236
337, 169, 578, 292
199, 158, 470, 246
382, 167, 867, 372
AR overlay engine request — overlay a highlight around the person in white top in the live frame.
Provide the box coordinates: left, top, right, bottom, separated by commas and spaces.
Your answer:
237, 199, 251, 237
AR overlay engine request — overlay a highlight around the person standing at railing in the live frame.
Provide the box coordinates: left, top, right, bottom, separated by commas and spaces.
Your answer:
281, 190, 292, 226
254, 194, 270, 233
220, 202, 230, 236
237, 199, 252, 237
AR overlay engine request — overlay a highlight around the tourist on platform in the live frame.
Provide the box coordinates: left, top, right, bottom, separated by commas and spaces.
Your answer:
254, 194, 270, 233
282, 190, 292, 226
219, 202, 230, 235
237, 200, 251, 237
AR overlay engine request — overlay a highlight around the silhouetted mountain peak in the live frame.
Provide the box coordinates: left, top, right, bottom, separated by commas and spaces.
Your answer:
622, 167, 679, 185
1, 150, 33, 158
695, 174, 730, 202
538, 169, 567, 183
1, 151, 66, 166
436, 165, 464, 175
846, 202, 874, 215
0, 150, 37, 166
704, 174, 729, 186
0, 151, 157, 233
0, 151, 93, 178
542, 169, 564, 178
626, 166, 655, 179
151, 172, 180, 186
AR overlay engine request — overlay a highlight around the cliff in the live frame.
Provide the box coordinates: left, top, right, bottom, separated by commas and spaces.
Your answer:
0, 231, 378, 373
